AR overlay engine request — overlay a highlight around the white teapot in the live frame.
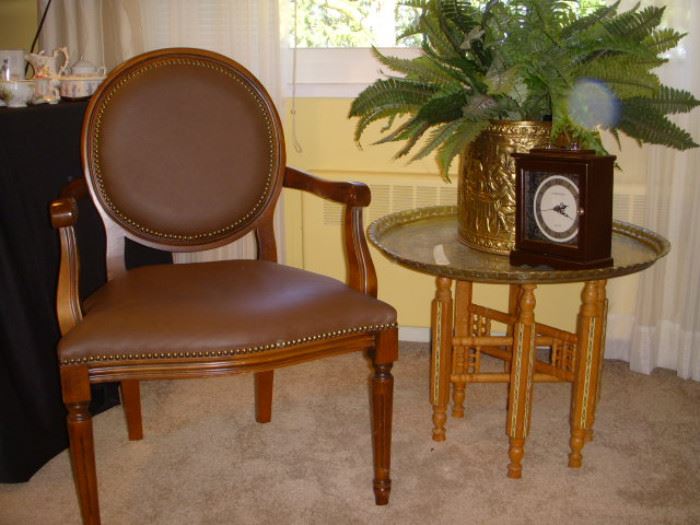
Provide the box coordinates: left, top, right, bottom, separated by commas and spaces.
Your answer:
69, 57, 106, 77
26, 47, 70, 79
59, 57, 107, 100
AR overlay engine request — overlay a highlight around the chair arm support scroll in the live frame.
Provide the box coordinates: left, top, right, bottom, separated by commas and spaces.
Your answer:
284, 166, 370, 206
60, 177, 89, 200
284, 166, 377, 297
50, 196, 83, 335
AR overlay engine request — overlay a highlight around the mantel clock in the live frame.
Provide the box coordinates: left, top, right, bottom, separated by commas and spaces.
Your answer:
510, 148, 615, 270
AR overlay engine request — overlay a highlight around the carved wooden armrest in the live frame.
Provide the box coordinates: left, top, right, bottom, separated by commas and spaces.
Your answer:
60, 177, 89, 200
50, 191, 83, 336
284, 166, 377, 297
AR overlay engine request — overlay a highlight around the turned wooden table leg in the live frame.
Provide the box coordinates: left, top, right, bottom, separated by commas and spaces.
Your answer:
506, 283, 537, 479
431, 277, 453, 441
504, 284, 520, 375
569, 280, 607, 468
452, 280, 472, 418
587, 280, 608, 443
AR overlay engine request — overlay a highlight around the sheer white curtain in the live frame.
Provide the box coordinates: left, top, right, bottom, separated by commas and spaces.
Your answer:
39, 0, 285, 262
606, 0, 700, 381
38, 1, 143, 71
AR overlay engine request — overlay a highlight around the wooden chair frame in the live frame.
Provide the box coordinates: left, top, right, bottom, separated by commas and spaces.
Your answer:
49, 49, 397, 525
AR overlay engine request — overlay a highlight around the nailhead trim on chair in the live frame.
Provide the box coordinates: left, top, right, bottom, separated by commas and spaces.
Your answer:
90, 56, 277, 244
59, 322, 398, 366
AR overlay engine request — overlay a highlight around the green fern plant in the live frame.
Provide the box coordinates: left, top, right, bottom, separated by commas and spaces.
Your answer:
349, 0, 699, 180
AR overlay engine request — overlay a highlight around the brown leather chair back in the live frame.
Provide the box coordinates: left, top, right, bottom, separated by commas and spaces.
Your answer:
82, 48, 285, 253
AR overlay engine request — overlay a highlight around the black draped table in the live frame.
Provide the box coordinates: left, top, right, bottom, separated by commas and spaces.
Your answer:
0, 102, 171, 482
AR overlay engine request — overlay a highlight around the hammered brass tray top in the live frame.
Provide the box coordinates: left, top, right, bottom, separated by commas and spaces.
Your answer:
368, 206, 670, 284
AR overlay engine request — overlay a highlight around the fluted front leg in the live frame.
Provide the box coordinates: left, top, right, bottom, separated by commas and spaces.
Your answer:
371, 362, 394, 505
371, 327, 397, 505
62, 366, 100, 525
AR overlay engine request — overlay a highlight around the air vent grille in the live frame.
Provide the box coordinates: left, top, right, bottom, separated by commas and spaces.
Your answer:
321, 182, 645, 226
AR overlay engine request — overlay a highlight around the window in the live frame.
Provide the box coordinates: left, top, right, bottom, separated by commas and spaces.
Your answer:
285, 0, 419, 97
290, 0, 418, 48
285, 0, 607, 97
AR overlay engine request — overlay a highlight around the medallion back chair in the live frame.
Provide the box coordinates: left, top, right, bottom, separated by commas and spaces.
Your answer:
49, 48, 398, 525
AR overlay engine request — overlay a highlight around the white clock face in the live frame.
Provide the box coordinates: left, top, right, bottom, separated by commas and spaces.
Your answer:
533, 175, 580, 243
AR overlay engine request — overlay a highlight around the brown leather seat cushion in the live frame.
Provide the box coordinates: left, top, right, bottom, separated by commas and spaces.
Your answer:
58, 260, 397, 365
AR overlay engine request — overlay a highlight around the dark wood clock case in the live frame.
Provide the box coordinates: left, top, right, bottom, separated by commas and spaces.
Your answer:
510, 148, 616, 270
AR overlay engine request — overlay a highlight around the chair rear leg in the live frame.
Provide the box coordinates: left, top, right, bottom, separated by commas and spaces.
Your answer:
62, 366, 101, 525
254, 370, 274, 423
120, 380, 143, 440
371, 328, 398, 505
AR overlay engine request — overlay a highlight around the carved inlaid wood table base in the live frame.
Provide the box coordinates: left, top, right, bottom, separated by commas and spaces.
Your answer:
369, 206, 669, 478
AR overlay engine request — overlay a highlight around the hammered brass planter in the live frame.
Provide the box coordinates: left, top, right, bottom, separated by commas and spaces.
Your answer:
457, 121, 552, 255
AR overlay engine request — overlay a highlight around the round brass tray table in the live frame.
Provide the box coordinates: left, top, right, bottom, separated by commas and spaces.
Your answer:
369, 206, 669, 478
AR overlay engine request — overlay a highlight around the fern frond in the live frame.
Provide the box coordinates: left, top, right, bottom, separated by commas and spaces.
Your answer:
485, 64, 522, 96
348, 78, 436, 118
421, 41, 487, 91
353, 107, 411, 144
573, 34, 660, 64
395, 1, 428, 41
575, 56, 660, 98
435, 2, 472, 58
560, 1, 620, 39
619, 101, 699, 150
416, 88, 470, 123
371, 47, 466, 86
381, 114, 398, 133
645, 27, 683, 54
638, 85, 700, 115
440, 0, 479, 35
397, 19, 423, 42
372, 116, 426, 145
422, 8, 465, 60
602, 5, 664, 43
393, 121, 432, 159
409, 119, 463, 161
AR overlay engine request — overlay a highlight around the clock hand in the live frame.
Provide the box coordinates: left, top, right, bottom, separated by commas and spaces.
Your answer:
560, 210, 575, 220
541, 203, 569, 214
541, 203, 576, 220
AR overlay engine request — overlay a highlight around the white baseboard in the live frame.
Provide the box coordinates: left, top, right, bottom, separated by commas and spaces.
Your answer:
399, 326, 511, 344
398, 326, 430, 343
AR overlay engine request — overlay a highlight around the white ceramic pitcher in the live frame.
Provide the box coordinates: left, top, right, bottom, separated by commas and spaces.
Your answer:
26, 47, 70, 79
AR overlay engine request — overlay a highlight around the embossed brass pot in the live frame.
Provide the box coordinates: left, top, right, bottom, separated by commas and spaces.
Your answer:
457, 121, 552, 255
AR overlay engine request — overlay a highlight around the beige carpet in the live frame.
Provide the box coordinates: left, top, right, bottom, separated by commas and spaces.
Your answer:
2, 342, 699, 524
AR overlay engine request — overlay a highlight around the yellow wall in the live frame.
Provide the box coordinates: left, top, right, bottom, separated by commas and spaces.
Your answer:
0, 0, 36, 50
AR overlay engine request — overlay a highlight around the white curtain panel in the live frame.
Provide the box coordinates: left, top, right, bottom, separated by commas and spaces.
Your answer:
38, 0, 284, 263
37, 0, 143, 73
605, 0, 700, 381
